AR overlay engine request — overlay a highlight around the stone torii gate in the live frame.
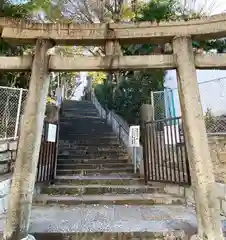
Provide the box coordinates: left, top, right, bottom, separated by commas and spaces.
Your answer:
1, 14, 226, 240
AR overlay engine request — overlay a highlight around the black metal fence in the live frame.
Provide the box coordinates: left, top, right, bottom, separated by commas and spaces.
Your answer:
143, 117, 191, 185
36, 120, 59, 183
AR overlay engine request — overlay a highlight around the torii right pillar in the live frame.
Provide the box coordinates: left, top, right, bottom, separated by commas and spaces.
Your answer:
173, 36, 224, 239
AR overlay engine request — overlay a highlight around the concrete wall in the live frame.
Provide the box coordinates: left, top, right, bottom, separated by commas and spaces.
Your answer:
0, 140, 17, 214
0, 140, 18, 174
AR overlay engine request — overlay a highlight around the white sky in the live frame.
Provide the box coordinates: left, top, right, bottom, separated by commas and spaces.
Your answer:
164, 0, 226, 117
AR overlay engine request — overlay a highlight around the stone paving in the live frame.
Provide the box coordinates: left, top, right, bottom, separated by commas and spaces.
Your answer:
0, 204, 198, 233
1, 204, 226, 239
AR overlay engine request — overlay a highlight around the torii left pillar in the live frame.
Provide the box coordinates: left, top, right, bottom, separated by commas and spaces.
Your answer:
3, 39, 53, 240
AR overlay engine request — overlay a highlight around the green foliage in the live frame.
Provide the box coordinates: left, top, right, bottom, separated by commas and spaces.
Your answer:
94, 79, 114, 110
0, 0, 34, 88
114, 70, 165, 124
89, 72, 107, 87
136, 0, 178, 22
94, 0, 168, 124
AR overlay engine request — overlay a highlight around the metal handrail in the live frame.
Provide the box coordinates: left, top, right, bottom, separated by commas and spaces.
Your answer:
91, 92, 129, 140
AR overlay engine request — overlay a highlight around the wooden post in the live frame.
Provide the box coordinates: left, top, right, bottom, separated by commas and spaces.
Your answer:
173, 36, 224, 239
140, 104, 154, 183
3, 39, 53, 240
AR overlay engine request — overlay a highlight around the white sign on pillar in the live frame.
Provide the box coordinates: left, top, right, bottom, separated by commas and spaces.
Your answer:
47, 124, 57, 142
129, 125, 140, 147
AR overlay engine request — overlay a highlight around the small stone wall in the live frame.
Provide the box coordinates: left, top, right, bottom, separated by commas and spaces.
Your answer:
208, 134, 226, 183
0, 140, 17, 214
164, 182, 226, 217
0, 177, 11, 214
0, 140, 18, 175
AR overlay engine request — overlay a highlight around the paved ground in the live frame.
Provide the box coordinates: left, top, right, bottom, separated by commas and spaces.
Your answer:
0, 204, 198, 233
1, 204, 226, 239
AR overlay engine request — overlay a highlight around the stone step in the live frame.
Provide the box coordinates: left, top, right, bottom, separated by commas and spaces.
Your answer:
54, 175, 143, 185
63, 100, 94, 106
62, 106, 96, 111
63, 108, 97, 112
6, 204, 197, 240
56, 158, 129, 165
60, 124, 113, 130
56, 167, 134, 176
41, 184, 165, 195
59, 133, 116, 139
30, 231, 190, 240
34, 193, 185, 205
62, 109, 98, 113
57, 152, 128, 159
59, 139, 120, 145
60, 115, 101, 120
58, 144, 122, 150
59, 131, 114, 136
60, 115, 100, 120
56, 163, 133, 170
58, 148, 126, 155
59, 135, 118, 141
60, 120, 107, 126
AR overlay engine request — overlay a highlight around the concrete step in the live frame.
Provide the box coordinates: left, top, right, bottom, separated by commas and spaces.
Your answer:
59, 139, 120, 145
63, 100, 93, 105
58, 148, 126, 155
57, 152, 128, 159
56, 167, 134, 176
59, 135, 118, 142
56, 163, 133, 170
56, 158, 129, 165
62, 110, 99, 115
54, 175, 143, 185
41, 184, 165, 195
60, 125, 113, 133
58, 144, 122, 150
59, 133, 116, 139
60, 115, 101, 120
34, 193, 185, 205
60, 120, 107, 126
62, 108, 97, 112
4, 205, 197, 239
31, 232, 191, 240
59, 128, 114, 134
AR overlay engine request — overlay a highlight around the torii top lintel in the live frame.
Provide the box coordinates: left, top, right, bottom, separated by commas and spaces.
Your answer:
0, 14, 226, 45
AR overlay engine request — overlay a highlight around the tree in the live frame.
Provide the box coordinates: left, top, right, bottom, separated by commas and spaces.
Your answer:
93, 0, 226, 124
94, 0, 173, 124
0, 1, 32, 88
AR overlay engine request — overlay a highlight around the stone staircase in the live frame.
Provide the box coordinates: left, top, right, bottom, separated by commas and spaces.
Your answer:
30, 100, 199, 239
35, 100, 184, 206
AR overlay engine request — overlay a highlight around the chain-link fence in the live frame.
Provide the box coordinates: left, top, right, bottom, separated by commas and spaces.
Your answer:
152, 77, 226, 134
0, 86, 28, 140
151, 89, 176, 121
